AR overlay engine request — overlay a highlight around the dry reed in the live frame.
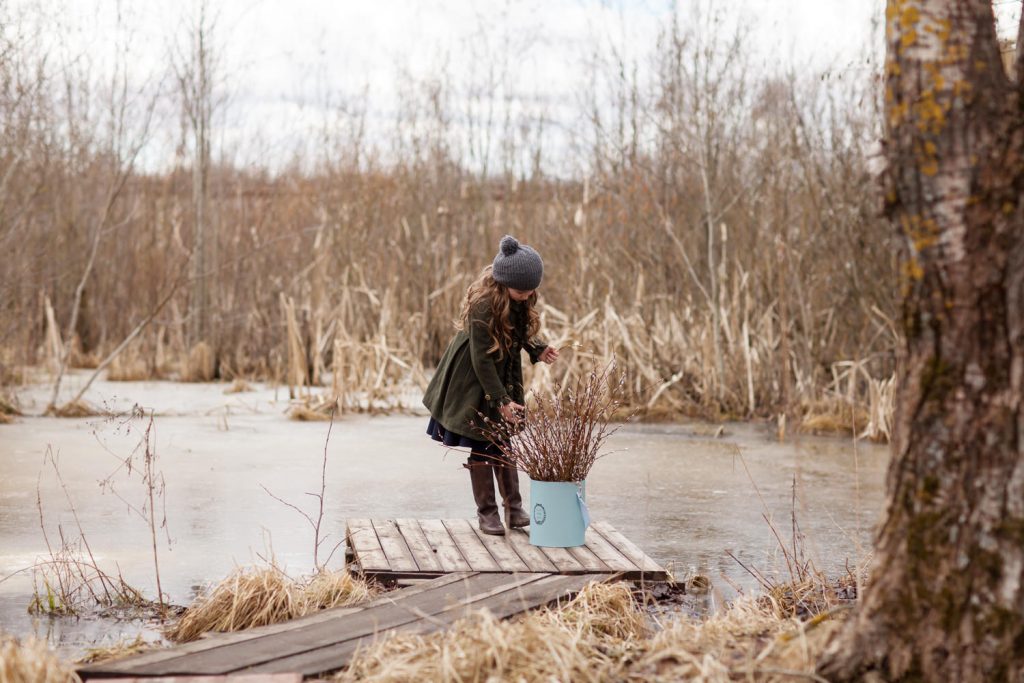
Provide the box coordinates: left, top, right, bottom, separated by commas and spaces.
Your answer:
183, 342, 215, 382
337, 581, 647, 683
106, 350, 150, 382
0, 633, 80, 683
0, 3, 897, 432
165, 567, 378, 643
336, 579, 842, 683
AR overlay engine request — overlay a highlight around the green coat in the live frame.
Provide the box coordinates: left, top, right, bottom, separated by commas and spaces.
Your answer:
423, 301, 547, 440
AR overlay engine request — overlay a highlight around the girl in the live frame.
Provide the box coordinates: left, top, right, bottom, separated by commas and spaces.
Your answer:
424, 235, 559, 535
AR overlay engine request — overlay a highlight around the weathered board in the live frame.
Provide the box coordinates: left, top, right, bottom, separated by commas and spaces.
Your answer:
345, 519, 668, 582
77, 572, 600, 680
106, 676, 300, 683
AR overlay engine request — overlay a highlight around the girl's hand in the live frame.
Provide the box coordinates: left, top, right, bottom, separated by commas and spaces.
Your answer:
500, 401, 525, 423
539, 346, 560, 364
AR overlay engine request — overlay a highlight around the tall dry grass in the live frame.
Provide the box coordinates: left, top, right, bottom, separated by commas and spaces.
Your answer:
335, 580, 842, 682
165, 567, 378, 643
0, 633, 80, 683
0, 4, 897, 429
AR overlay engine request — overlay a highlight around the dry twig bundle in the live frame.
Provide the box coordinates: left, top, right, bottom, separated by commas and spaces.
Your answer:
484, 361, 624, 482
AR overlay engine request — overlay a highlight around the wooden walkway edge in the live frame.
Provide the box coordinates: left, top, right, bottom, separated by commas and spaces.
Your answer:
77, 571, 606, 680
346, 519, 668, 582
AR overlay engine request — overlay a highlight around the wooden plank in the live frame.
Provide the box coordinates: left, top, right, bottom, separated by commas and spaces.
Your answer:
567, 544, 612, 573
441, 519, 501, 572
346, 519, 389, 571
185, 573, 541, 676
477, 573, 601, 618
469, 525, 530, 572
87, 571, 608, 680
244, 573, 564, 676
538, 545, 586, 573
372, 519, 418, 572
504, 528, 558, 573
591, 521, 667, 579
395, 519, 442, 573
109, 677, 301, 683
582, 527, 638, 573
116, 573, 515, 676
418, 519, 472, 572
79, 574, 476, 676
108, 676, 301, 683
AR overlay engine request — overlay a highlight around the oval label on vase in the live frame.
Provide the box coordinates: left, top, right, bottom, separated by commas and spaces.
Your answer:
533, 503, 546, 525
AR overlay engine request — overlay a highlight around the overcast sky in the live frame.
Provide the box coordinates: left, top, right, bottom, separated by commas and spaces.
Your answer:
10, 0, 1021, 174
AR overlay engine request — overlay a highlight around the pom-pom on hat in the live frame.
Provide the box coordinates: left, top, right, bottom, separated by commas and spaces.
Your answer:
492, 235, 543, 291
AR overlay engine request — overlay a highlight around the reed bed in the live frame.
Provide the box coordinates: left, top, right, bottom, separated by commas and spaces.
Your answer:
0, 3, 897, 431
0, 633, 80, 683
165, 567, 378, 643
335, 580, 843, 683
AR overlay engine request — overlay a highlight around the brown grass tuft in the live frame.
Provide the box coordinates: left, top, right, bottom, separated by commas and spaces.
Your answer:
183, 342, 215, 382
0, 632, 80, 683
338, 581, 844, 683
223, 378, 254, 394
799, 403, 868, 436
46, 400, 104, 418
337, 581, 648, 683
0, 395, 21, 417
288, 397, 338, 421
76, 635, 155, 665
165, 567, 378, 643
106, 352, 149, 382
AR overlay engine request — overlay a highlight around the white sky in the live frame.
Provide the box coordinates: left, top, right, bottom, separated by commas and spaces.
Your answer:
8, 0, 1021, 174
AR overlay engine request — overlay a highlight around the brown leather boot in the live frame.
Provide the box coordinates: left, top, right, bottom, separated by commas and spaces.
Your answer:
468, 463, 505, 535
495, 464, 530, 529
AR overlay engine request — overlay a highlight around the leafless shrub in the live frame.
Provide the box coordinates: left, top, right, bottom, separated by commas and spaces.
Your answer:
30, 447, 154, 616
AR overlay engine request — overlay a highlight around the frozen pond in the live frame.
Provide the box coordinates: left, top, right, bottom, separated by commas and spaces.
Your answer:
0, 374, 890, 659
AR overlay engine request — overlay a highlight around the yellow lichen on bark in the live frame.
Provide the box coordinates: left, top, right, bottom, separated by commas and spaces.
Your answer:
902, 215, 939, 253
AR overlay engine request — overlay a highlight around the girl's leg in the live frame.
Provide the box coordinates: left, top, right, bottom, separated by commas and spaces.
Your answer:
466, 452, 504, 535
494, 462, 530, 528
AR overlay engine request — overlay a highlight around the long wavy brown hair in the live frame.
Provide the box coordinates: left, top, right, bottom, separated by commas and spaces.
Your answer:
457, 266, 539, 360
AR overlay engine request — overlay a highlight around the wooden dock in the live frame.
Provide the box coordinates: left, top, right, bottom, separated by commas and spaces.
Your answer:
79, 518, 666, 679
346, 519, 668, 582
78, 572, 603, 680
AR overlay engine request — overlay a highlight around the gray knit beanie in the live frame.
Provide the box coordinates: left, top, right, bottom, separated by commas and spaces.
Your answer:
492, 235, 543, 291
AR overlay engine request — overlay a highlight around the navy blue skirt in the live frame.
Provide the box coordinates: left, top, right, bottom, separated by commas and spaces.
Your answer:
426, 417, 504, 458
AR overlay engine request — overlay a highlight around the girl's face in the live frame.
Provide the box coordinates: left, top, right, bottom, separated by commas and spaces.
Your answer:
508, 288, 535, 302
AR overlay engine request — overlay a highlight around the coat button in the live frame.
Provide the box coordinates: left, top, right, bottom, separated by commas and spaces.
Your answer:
485, 394, 492, 401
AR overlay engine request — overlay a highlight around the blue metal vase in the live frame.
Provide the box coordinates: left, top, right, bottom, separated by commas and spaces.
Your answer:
528, 479, 590, 547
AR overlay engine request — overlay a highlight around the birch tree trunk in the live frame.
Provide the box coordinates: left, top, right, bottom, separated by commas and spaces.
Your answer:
818, 2, 1024, 681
